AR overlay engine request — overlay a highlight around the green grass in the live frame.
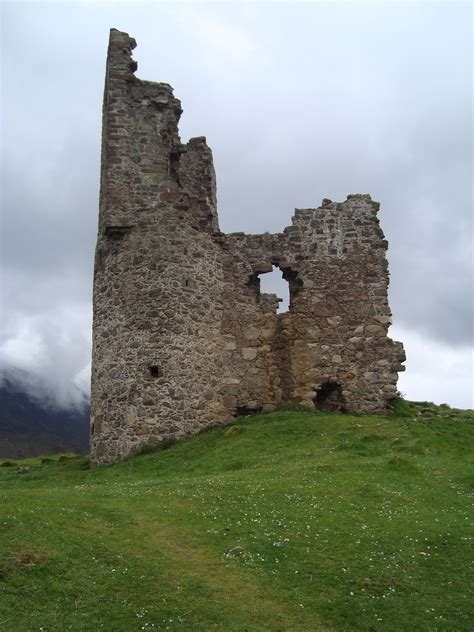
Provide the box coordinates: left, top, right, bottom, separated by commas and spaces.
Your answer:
0, 401, 473, 631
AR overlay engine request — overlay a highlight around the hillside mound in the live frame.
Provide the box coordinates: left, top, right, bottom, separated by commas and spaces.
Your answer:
0, 402, 472, 631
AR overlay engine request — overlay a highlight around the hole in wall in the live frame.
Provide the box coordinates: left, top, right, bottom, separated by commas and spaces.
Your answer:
314, 382, 346, 412
235, 405, 263, 417
104, 225, 132, 239
149, 365, 162, 378
258, 266, 290, 313
169, 147, 182, 185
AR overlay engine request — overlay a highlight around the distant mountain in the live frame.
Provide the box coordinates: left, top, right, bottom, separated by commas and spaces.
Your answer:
0, 368, 89, 459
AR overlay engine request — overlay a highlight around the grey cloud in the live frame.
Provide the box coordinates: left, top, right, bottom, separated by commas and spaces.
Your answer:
1, 2, 472, 408
1, 298, 92, 410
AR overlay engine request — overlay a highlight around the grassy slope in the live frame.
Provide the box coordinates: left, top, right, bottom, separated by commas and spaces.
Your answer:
0, 401, 473, 631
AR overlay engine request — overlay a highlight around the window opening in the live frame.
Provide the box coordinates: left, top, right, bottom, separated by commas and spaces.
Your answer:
258, 265, 290, 314
149, 365, 162, 378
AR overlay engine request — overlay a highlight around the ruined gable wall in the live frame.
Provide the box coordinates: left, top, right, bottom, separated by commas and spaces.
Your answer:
219, 195, 405, 415
285, 195, 405, 412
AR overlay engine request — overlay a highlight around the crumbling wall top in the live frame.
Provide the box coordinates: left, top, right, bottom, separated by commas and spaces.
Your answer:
107, 28, 138, 78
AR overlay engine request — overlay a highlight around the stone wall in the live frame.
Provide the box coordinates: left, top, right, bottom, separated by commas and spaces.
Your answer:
90, 29, 405, 466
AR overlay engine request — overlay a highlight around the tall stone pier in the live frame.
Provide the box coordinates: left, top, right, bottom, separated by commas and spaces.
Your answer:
90, 29, 405, 466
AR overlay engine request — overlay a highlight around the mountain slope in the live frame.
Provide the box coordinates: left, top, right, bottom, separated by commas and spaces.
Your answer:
0, 368, 89, 458
0, 402, 472, 631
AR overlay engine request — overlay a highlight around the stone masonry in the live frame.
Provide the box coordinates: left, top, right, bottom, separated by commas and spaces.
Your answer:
90, 29, 406, 466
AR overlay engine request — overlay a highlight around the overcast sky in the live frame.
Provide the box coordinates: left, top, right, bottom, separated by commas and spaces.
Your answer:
1, 1, 472, 409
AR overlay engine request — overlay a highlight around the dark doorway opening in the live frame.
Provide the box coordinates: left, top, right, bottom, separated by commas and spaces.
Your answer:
314, 382, 346, 412
235, 405, 263, 417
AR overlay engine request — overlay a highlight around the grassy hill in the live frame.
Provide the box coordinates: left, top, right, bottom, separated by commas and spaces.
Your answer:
0, 401, 473, 631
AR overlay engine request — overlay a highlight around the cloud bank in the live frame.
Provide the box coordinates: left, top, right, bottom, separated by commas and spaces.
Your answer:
1, 2, 472, 408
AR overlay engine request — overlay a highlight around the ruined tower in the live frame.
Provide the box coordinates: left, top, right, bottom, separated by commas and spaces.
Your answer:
90, 29, 405, 466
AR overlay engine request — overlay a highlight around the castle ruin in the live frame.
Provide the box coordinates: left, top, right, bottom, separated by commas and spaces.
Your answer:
90, 29, 406, 466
